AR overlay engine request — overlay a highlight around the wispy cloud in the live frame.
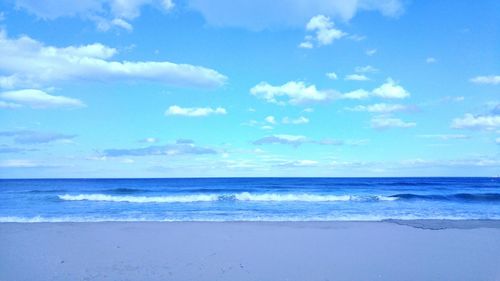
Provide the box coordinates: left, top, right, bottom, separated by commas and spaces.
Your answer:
282, 116, 309, 124
354, 65, 378, 73
0, 89, 85, 109
0, 145, 38, 154
139, 137, 159, 143
470, 75, 500, 85
325, 72, 338, 80
189, 0, 404, 30
102, 142, 217, 157
253, 134, 308, 147
370, 116, 416, 129
345, 74, 369, 81
0, 130, 76, 144
346, 103, 411, 113
165, 105, 227, 117
13, 0, 174, 31
451, 114, 500, 130
417, 134, 469, 140
253, 134, 343, 147
274, 160, 319, 167
342, 89, 371, 100
426, 57, 437, 64
0, 159, 39, 168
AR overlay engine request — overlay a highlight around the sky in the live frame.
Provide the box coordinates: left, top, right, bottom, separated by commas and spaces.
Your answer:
0, 0, 499, 178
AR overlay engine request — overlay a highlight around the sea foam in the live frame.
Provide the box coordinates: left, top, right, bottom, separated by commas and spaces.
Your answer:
57, 192, 398, 203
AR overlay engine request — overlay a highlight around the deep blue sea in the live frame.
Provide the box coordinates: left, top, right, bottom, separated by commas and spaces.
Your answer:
1, 178, 500, 222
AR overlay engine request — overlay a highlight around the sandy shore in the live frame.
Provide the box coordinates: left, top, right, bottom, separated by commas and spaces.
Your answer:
1, 221, 500, 281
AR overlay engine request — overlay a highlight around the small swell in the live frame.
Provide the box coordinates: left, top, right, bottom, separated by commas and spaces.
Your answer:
57, 194, 218, 203
391, 193, 500, 202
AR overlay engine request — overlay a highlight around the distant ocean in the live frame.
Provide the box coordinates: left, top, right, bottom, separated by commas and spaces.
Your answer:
1, 178, 499, 222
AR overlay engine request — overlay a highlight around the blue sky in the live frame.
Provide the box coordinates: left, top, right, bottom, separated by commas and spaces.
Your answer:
0, 0, 499, 178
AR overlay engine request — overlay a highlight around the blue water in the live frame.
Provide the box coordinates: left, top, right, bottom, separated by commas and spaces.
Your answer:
1, 178, 499, 222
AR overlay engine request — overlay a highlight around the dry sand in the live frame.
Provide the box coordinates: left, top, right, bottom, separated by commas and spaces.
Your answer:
1, 221, 500, 281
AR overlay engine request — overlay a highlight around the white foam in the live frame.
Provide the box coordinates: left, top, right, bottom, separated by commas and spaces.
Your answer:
58, 194, 218, 203
234, 192, 354, 202
57, 193, 399, 203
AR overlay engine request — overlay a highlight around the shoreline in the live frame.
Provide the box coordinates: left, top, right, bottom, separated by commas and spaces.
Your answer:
2, 219, 500, 229
2, 220, 500, 281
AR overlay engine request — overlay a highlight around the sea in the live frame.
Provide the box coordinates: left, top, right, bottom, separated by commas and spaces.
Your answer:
1, 177, 499, 222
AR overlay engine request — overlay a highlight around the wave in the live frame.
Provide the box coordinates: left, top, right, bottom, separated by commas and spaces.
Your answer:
58, 194, 219, 203
104, 188, 151, 194
233, 192, 396, 202
391, 193, 500, 202
57, 192, 398, 203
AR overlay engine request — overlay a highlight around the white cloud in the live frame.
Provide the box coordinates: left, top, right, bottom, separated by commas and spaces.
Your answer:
250, 81, 334, 105
326, 72, 338, 80
470, 75, 500, 85
165, 105, 227, 117
253, 134, 308, 146
265, 116, 277, 124
347, 34, 365, 41
417, 134, 469, 140
439, 96, 465, 103
347, 103, 408, 113
14, 0, 175, 31
451, 114, 500, 130
110, 18, 133, 31
282, 116, 309, 124
140, 137, 159, 143
371, 116, 416, 129
251, 78, 410, 105
0, 130, 76, 144
0, 100, 22, 109
0, 159, 41, 168
372, 78, 410, 99
496, 137, 500, 145
345, 74, 369, 81
275, 160, 318, 167
426, 57, 436, 64
188, 0, 404, 30
342, 89, 371, 100
0, 29, 226, 89
365, 49, 377, 56
298, 41, 313, 49
354, 65, 378, 73
303, 14, 346, 47
0, 89, 85, 109
253, 134, 343, 147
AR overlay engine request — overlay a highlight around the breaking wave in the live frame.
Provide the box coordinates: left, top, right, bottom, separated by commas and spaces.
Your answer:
57, 193, 397, 203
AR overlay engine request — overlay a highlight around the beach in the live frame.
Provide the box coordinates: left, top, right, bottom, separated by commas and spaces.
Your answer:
1, 220, 500, 281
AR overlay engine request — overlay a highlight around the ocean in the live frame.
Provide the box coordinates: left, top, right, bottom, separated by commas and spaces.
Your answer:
1, 177, 499, 222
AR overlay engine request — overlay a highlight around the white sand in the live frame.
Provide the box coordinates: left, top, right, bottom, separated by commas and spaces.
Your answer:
1, 221, 500, 281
